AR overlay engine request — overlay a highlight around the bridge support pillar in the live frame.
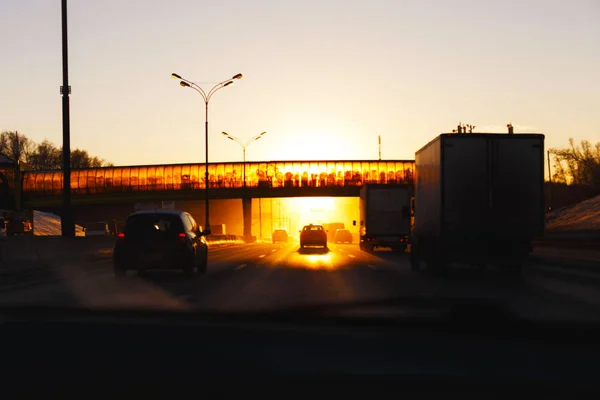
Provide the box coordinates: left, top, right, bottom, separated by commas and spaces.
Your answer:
242, 196, 252, 240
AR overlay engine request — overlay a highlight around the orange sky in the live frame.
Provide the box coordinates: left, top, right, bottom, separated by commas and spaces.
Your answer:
1, 0, 598, 167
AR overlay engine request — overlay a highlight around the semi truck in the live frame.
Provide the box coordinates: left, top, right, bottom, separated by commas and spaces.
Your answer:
355, 184, 412, 253
409, 133, 545, 274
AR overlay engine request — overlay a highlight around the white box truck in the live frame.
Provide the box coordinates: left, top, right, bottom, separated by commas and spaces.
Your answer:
355, 184, 412, 253
410, 133, 545, 273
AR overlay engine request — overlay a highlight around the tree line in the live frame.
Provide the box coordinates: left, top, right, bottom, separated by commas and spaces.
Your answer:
548, 138, 600, 209
0, 131, 112, 170
551, 139, 600, 192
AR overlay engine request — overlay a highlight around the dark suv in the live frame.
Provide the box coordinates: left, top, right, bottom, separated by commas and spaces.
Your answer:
113, 210, 210, 277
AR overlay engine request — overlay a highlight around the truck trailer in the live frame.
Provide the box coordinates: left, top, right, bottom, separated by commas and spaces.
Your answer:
409, 133, 545, 273
356, 184, 412, 253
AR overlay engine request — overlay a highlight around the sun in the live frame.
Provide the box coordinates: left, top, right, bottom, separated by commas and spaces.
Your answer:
289, 197, 335, 227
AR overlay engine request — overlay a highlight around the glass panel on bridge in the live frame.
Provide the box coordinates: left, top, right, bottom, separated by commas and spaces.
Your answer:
21, 160, 415, 196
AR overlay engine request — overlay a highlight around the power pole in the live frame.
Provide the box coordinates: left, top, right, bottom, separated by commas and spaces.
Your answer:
61, 0, 74, 237
14, 132, 21, 211
547, 150, 553, 212
378, 135, 381, 160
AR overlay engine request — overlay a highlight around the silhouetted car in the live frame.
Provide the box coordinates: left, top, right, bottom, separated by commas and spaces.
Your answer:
334, 229, 353, 244
300, 224, 327, 249
113, 209, 210, 277
272, 229, 288, 243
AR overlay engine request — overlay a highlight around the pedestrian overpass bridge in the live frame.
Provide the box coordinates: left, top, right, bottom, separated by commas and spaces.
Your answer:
22, 159, 414, 207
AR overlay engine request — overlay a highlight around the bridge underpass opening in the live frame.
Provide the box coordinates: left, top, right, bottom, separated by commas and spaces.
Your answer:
252, 197, 359, 242
36, 197, 359, 241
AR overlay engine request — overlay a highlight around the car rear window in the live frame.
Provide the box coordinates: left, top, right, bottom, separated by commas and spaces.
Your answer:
303, 226, 324, 231
125, 214, 183, 237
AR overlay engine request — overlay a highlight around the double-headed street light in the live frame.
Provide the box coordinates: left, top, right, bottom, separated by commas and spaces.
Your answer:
221, 131, 266, 188
171, 72, 243, 231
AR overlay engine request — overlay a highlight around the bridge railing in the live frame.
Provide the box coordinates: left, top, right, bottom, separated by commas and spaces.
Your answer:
21, 160, 415, 196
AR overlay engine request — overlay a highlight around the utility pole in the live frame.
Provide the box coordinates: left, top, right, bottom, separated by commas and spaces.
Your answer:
61, 0, 74, 237
547, 150, 553, 212
14, 132, 21, 211
378, 135, 381, 160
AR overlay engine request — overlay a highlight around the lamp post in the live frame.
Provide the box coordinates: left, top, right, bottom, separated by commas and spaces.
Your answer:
221, 131, 266, 239
220, 131, 266, 188
61, 0, 74, 237
171, 72, 242, 231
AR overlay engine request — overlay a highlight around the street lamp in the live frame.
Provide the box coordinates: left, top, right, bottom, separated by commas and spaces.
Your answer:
222, 131, 266, 240
171, 72, 243, 231
221, 131, 266, 188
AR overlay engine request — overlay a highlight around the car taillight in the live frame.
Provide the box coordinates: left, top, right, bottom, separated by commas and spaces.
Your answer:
178, 232, 186, 238
117, 232, 125, 238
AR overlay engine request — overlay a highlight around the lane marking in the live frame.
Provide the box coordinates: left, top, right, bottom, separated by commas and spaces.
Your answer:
258, 255, 266, 258
348, 254, 355, 258
367, 264, 376, 269
235, 264, 247, 270
271, 249, 277, 252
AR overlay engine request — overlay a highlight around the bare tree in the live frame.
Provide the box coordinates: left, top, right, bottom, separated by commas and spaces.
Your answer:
0, 131, 36, 165
67, 149, 110, 169
29, 139, 62, 170
550, 138, 600, 193
1, 131, 112, 170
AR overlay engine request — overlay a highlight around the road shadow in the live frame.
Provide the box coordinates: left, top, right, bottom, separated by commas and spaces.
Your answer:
370, 249, 410, 263
415, 264, 528, 288
124, 263, 246, 284
297, 247, 330, 255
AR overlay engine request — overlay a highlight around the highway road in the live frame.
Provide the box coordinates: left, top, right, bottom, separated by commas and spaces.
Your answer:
1, 242, 600, 321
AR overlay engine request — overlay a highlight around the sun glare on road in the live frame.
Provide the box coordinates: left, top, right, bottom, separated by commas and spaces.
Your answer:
298, 251, 336, 270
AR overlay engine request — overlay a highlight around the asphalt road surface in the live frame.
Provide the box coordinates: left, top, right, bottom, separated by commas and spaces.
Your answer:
1, 242, 600, 321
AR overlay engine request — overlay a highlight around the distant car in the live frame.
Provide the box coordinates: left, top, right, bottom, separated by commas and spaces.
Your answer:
85, 222, 111, 236
113, 209, 210, 277
334, 229, 352, 244
272, 229, 288, 243
300, 224, 327, 249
